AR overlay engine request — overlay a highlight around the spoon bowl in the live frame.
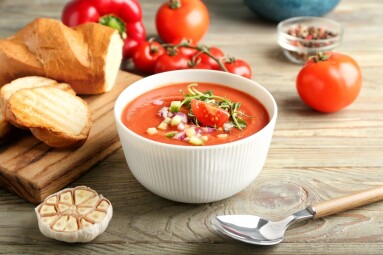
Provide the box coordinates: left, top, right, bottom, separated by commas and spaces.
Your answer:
212, 186, 383, 245
212, 209, 313, 245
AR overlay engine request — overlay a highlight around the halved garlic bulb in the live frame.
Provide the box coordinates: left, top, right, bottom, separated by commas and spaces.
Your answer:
35, 186, 113, 243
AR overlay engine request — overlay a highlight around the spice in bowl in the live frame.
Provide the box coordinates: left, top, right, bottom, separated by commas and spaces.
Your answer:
277, 17, 343, 64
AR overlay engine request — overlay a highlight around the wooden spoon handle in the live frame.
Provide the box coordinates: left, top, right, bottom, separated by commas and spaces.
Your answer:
310, 186, 383, 219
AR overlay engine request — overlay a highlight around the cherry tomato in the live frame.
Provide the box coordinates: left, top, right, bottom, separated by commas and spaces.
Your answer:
132, 41, 165, 73
197, 47, 224, 70
171, 39, 199, 58
189, 62, 212, 70
155, 0, 209, 44
179, 46, 198, 59
223, 58, 252, 79
296, 52, 362, 113
154, 51, 189, 73
191, 100, 230, 127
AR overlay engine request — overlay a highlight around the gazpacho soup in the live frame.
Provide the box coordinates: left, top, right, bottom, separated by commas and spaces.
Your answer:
121, 82, 269, 146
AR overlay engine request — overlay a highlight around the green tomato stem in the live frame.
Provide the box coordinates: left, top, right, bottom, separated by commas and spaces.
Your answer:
162, 42, 229, 72
169, 0, 181, 9
311, 51, 331, 62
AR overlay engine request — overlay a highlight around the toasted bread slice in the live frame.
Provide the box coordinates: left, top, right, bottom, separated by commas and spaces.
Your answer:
0, 76, 76, 133
1, 76, 75, 107
5, 86, 91, 148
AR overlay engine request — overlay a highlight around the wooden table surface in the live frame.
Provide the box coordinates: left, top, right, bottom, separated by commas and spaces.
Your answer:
1, 0, 383, 254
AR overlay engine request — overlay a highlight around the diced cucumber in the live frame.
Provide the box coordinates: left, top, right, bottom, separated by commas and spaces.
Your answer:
185, 127, 196, 137
165, 131, 177, 138
163, 117, 172, 124
189, 136, 204, 146
217, 134, 228, 139
170, 101, 182, 113
157, 122, 168, 130
146, 127, 158, 135
171, 115, 183, 126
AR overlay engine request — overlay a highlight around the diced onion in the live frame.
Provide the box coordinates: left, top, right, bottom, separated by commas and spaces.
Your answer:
200, 127, 216, 133
177, 122, 185, 130
173, 131, 186, 140
157, 107, 169, 118
174, 112, 188, 123
152, 100, 164, 106
223, 122, 234, 132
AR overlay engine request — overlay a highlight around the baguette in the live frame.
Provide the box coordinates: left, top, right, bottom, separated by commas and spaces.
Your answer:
0, 18, 123, 94
5, 86, 92, 148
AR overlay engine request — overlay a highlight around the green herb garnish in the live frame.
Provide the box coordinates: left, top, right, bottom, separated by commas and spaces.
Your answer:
180, 83, 249, 130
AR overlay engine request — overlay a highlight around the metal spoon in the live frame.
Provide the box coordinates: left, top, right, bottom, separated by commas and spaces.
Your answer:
212, 186, 383, 245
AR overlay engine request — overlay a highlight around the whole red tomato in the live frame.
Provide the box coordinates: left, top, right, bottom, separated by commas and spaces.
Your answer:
223, 58, 252, 79
155, 0, 209, 44
154, 50, 189, 73
296, 52, 362, 113
132, 41, 165, 73
197, 47, 224, 70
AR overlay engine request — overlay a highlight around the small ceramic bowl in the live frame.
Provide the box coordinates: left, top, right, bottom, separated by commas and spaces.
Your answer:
277, 16, 343, 64
244, 0, 341, 22
114, 70, 277, 203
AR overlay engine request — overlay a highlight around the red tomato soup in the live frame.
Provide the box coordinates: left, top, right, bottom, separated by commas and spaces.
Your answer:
121, 82, 269, 146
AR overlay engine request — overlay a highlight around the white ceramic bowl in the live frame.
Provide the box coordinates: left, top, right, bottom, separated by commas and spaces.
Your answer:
114, 70, 277, 203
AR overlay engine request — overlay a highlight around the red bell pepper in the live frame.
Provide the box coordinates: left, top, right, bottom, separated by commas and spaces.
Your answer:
62, 0, 146, 59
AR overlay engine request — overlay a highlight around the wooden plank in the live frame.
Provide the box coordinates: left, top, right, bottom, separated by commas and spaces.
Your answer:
0, 71, 142, 204
0, 0, 383, 254
1, 243, 383, 255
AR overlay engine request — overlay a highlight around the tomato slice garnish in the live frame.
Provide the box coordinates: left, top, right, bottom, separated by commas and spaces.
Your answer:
191, 100, 230, 127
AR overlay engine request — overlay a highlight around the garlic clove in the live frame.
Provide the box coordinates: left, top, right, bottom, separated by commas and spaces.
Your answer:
35, 186, 113, 243
74, 189, 96, 205
40, 204, 56, 216
41, 215, 58, 226
80, 195, 99, 207
58, 203, 69, 213
52, 216, 68, 232
80, 218, 93, 229
85, 211, 106, 223
65, 216, 79, 232
97, 200, 109, 211
45, 196, 57, 205
77, 207, 93, 215
60, 191, 73, 204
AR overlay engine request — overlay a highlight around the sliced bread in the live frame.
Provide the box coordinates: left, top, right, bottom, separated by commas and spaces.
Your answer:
0, 76, 76, 134
1, 76, 75, 110
5, 86, 92, 148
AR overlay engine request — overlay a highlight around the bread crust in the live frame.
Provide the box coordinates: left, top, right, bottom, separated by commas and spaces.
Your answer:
30, 122, 91, 148
5, 85, 92, 148
0, 76, 77, 132
0, 18, 123, 95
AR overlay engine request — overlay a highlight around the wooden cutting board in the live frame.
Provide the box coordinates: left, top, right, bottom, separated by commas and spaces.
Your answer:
0, 71, 142, 204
